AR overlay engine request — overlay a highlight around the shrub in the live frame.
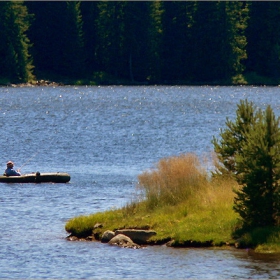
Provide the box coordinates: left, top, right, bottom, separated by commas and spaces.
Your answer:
137, 153, 208, 209
214, 100, 280, 229
234, 105, 280, 228
212, 99, 258, 177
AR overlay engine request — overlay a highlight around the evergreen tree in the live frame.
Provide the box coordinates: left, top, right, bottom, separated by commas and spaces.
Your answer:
63, 1, 85, 77
234, 105, 280, 228
122, 1, 151, 82
246, 2, 280, 80
225, 1, 249, 83
160, 1, 197, 82
26, 1, 84, 79
94, 1, 126, 79
190, 1, 224, 82
212, 99, 258, 176
191, 1, 248, 84
80, 1, 99, 74
146, 1, 164, 83
0, 1, 34, 83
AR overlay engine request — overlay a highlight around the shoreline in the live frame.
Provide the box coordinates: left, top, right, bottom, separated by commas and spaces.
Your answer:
65, 225, 280, 254
2, 78, 280, 88
65, 230, 280, 256
65, 230, 237, 250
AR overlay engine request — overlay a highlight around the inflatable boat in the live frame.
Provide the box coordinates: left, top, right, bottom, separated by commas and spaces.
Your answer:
0, 172, 70, 183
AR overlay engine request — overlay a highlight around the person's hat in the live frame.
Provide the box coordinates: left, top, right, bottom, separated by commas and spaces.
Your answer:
7, 161, 14, 166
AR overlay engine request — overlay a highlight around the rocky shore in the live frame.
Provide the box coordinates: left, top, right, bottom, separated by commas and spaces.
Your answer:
66, 223, 234, 249
67, 225, 159, 249
7, 80, 64, 87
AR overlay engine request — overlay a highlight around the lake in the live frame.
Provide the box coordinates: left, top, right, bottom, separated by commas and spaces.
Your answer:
0, 85, 279, 278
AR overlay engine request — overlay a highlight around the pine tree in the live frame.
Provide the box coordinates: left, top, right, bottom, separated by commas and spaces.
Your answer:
80, 1, 99, 74
191, 1, 248, 84
234, 105, 280, 228
214, 100, 280, 228
0, 1, 34, 83
95, 1, 126, 79
225, 1, 249, 84
146, 1, 164, 83
246, 2, 280, 81
160, 1, 197, 82
190, 1, 222, 82
26, 1, 84, 79
122, 2, 151, 82
63, 1, 85, 77
212, 99, 258, 176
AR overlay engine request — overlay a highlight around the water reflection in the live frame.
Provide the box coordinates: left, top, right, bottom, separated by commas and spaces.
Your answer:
140, 247, 280, 279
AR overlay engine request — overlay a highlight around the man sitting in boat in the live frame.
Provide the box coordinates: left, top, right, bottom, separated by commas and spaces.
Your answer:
5, 161, 21, 176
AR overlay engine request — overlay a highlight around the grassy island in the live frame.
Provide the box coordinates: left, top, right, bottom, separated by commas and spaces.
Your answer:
65, 153, 280, 253
66, 100, 280, 254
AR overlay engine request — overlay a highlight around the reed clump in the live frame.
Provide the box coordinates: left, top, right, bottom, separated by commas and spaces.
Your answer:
137, 153, 208, 209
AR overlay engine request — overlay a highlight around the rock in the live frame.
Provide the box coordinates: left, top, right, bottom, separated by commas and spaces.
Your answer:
93, 223, 103, 229
115, 229, 156, 244
101, 230, 115, 243
86, 236, 95, 241
108, 234, 141, 249
66, 235, 79, 241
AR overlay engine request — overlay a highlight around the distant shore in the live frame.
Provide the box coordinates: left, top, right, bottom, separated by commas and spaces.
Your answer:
2, 73, 280, 88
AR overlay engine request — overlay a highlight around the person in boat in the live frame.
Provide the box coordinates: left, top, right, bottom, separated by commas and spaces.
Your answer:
5, 161, 21, 176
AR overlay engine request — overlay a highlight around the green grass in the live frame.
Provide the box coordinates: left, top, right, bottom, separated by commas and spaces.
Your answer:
234, 226, 280, 253
65, 153, 280, 252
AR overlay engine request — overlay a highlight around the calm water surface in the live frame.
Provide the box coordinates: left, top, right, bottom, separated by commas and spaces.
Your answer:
0, 85, 280, 279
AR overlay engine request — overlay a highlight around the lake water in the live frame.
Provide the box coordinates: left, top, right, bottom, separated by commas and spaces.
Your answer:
0, 85, 279, 279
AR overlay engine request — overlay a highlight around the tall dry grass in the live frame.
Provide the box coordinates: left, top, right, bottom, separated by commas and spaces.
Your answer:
135, 153, 239, 243
137, 153, 209, 209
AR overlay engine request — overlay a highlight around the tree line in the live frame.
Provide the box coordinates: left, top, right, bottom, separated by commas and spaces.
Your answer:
1, 1, 280, 85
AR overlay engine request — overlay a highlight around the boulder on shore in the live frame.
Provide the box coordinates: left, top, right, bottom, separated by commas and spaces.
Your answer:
108, 234, 141, 249
115, 229, 156, 244
101, 230, 115, 243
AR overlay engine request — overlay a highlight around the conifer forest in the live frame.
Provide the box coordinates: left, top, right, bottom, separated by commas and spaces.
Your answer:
1, 1, 280, 85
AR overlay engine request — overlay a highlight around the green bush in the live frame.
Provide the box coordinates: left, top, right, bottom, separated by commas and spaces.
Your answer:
234, 105, 280, 228
212, 99, 258, 177
214, 100, 280, 229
